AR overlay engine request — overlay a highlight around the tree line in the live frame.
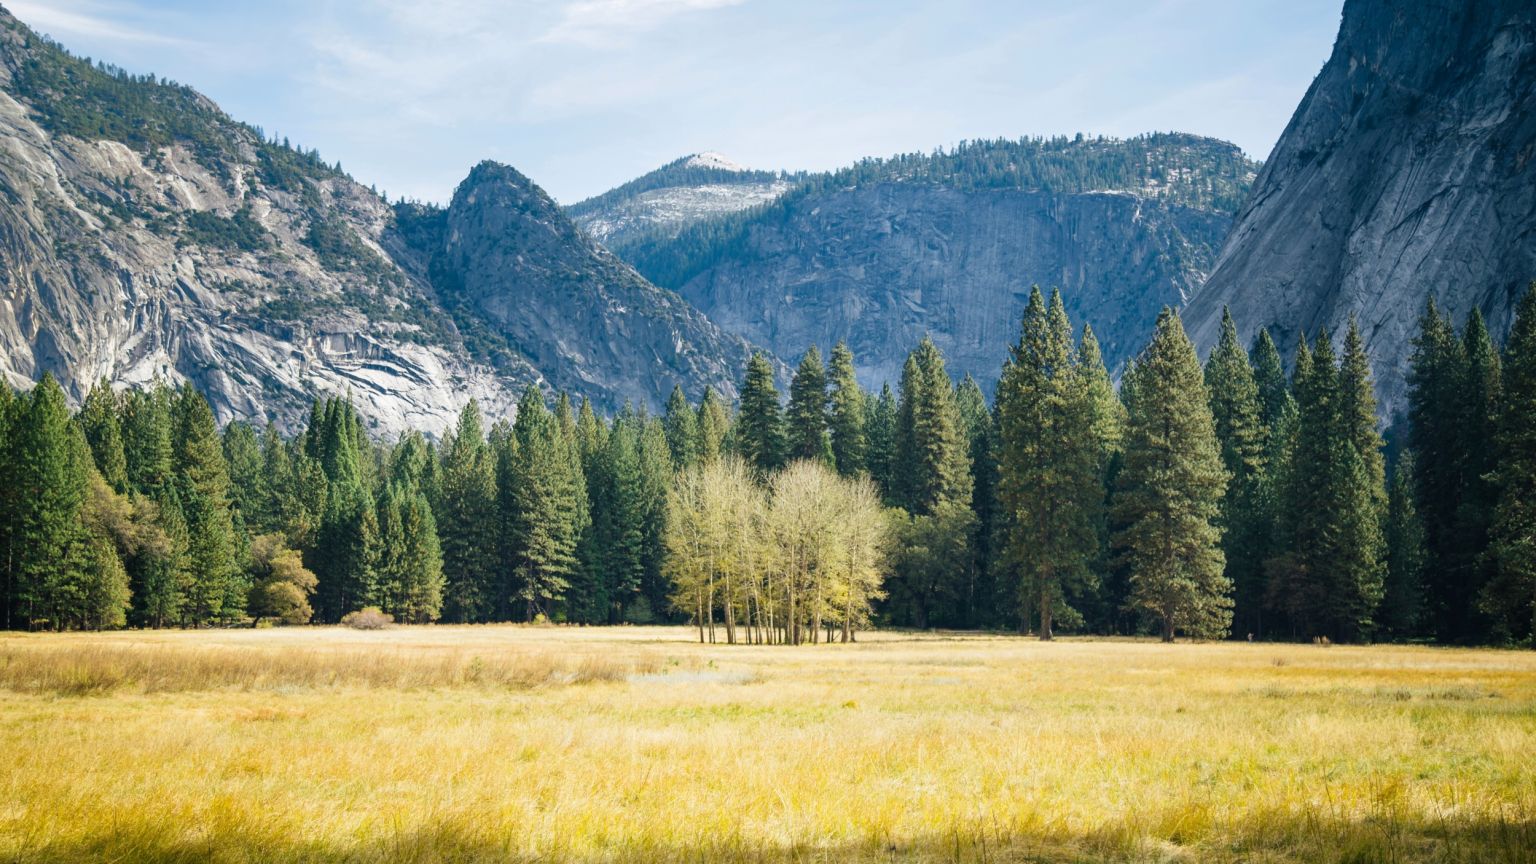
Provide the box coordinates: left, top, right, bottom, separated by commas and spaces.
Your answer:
2, 286, 1534, 644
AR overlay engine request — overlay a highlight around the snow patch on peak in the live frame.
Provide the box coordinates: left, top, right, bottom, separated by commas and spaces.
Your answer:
685, 152, 747, 172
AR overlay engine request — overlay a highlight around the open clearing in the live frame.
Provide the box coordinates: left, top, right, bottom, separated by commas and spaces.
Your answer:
1, 627, 1533, 863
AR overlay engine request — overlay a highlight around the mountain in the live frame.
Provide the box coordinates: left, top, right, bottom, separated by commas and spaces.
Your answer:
397, 162, 758, 413
605, 134, 1258, 390
1183, 0, 1536, 418
567, 152, 798, 250
0, 9, 755, 434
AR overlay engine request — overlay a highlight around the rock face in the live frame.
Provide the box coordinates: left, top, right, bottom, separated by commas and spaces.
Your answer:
400, 162, 756, 413
567, 153, 794, 250
1183, 0, 1536, 418
0, 12, 754, 434
619, 136, 1255, 390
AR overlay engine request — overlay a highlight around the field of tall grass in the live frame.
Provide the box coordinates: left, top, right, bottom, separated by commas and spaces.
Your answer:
1, 626, 1533, 863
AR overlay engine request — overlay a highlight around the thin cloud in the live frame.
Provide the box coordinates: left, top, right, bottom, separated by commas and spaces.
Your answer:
8, 0, 191, 46
540, 0, 745, 48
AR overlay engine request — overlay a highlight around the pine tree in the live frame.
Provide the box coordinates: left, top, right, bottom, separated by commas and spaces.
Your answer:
894, 337, 972, 514
0, 383, 16, 628
1485, 286, 1536, 642
1407, 298, 1476, 641
593, 410, 650, 620
1114, 309, 1231, 641
130, 487, 189, 628
1250, 329, 1296, 496
887, 337, 973, 628
387, 431, 433, 491
504, 386, 587, 620
695, 387, 730, 464
433, 400, 499, 622
1269, 330, 1383, 642
1333, 320, 1388, 639
310, 401, 379, 622
397, 486, 445, 623
635, 417, 674, 617
11, 376, 92, 629
374, 480, 445, 623
171, 385, 243, 625
786, 345, 834, 466
78, 379, 128, 493
1381, 456, 1427, 640
827, 341, 867, 477
1204, 308, 1268, 638
955, 374, 997, 627
1250, 329, 1291, 440
864, 384, 897, 501
1078, 324, 1127, 633
570, 398, 611, 623
1340, 316, 1388, 507
1456, 309, 1502, 631
995, 289, 1101, 638
491, 418, 519, 618
554, 392, 578, 442
120, 384, 174, 498
736, 353, 786, 476
663, 385, 700, 470
222, 421, 271, 534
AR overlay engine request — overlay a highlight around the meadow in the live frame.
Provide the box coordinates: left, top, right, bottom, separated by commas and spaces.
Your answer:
1, 627, 1533, 863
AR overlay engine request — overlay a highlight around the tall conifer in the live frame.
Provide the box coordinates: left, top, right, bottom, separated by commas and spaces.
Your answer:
663, 385, 700, 470
1205, 308, 1268, 637
786, 346, 834, 466
736, 353, 786, 476
827, 342, 867, 477
995, 289, 1101, 638
1485, 287, 1536, 642
434, 400, 499, 622
1114, 309, 1230, 641
171, 385, 242, 624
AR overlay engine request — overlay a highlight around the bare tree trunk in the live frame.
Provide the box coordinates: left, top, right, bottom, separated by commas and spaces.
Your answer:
724, 584, 736, 645
1040, 573, 1054, 641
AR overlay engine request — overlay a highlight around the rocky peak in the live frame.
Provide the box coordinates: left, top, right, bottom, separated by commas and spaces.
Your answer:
567, 153, 797, 249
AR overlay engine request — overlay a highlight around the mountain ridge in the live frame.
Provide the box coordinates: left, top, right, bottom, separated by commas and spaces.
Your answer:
597, 133, 1259, 391
0, 8, 761, 434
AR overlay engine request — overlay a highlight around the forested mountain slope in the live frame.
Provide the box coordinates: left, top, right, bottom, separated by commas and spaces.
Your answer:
567, 152, 798, 251
610, 134, 1258, 389
1183, 0, 1536, 418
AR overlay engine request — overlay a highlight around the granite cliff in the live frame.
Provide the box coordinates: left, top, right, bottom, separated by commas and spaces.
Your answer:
1183, 0, 1536, 417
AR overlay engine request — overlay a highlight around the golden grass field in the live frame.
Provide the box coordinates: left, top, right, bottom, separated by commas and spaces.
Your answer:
1, 626, 1534, 863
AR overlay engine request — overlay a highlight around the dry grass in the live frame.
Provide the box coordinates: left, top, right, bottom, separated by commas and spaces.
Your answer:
1, 627, 1533, 863
0, 638, 653, 696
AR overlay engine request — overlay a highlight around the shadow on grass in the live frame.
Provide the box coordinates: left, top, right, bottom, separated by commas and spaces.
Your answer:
15, 810, 1536, 863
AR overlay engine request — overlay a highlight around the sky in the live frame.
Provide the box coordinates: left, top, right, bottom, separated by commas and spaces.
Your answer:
9, 0, 1343, 205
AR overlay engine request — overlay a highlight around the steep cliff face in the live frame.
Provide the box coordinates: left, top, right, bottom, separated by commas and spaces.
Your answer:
567, 153, 794, 250
680, 183, 1232, 387
0, 11, 755, 433
1183, 0, 1536, 417
623, 135, 1255, 389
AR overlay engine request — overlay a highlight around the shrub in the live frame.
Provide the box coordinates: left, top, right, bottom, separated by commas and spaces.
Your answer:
340, 607, 393, 630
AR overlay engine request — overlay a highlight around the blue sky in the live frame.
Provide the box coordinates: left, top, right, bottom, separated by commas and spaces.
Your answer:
11, 0, 1343, 204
